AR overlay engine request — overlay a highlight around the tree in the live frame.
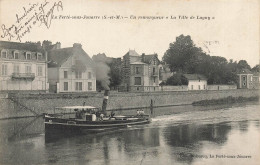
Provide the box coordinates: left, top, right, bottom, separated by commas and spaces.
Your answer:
108, 60, 122, 89
165, 73, 188, 85
163, 34, 252, 85
251, 64, 259, 73
237, 60, 251, 71
163, 35, 208, 74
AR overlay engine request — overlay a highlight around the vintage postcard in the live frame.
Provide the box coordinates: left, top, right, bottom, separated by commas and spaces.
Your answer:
0, 0, 259, 164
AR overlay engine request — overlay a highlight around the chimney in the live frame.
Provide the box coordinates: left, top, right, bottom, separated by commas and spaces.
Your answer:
42, 40, 52, 50
73, 43, 82, 48
102, 90, 109, 112
141, 53, 145, 62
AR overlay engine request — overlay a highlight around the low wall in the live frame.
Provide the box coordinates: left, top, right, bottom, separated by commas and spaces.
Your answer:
0, 89, 259, 119
207, 85, 237, 90
160, 86, 188, 91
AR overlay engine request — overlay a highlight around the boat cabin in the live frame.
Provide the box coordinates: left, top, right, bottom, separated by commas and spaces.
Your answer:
53, 106, 102, 121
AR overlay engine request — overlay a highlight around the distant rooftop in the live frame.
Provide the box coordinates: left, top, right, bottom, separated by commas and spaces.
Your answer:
0, 41, 43, 52
48, 44, 94, 68
238, 69, 252, 74
124, 50, 140, 56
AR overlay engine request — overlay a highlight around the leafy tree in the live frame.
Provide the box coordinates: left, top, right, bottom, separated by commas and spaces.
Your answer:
237, 60, 251, 71
108, 60, 122, 89
165, 73, 188, 85
163, 34, 253, 85
251, 64, 259, 73
163, 35, 204, 73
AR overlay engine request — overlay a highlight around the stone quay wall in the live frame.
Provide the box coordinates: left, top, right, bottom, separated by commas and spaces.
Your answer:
0, 89, 259, 119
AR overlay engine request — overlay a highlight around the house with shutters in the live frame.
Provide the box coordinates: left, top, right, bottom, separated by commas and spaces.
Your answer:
0, 41, 48, 92
121, 50, 160, 92
47, 42, 96, 93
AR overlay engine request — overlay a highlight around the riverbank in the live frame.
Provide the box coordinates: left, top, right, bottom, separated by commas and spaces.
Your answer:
0, 89, 259, 119
192, 96, 259, 106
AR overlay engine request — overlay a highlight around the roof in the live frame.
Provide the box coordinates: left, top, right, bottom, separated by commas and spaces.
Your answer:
48, 48, 73, 66
183, 74, 207, 80
131, 61, 147, 65
142, 54, 158, 64
238, 69, 252, 74
48, 46, 95, 67
124, 50, 140, 56
55, 106, 98, 110
0, 41, 44, 52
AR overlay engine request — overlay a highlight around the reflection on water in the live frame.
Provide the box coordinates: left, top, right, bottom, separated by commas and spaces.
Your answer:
0, 102, 259, 165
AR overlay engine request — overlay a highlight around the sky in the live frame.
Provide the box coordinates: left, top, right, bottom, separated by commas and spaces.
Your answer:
0, 0, 259, 67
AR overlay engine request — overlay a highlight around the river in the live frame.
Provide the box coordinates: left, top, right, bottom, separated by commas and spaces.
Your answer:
0, 102, 259, 165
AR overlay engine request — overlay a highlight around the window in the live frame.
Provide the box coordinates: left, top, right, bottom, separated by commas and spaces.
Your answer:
243, 76, 246, 81
134, 77, 141, 85
191, 85, 193, 90
64, 82, 68, 91
136, 67, 140, 74
243, 82, 246, 86
13, 65, 19, 73
137, 87, 139, 91
76, 82, 82, 91
13, 51, 19, 59
88, 82, 92, 90
1, 50, 7, 58
37, 66, 43, 76
37, 53, 42, 60
64, 71, 68, 79
153, 67, 155, 75
25, 52, 31, 60
154, 77, 156, 83
204, 85, 206, 89
75, 71, 82, 79
198, 85, 200, 90
26, 66, 31, 73
88, 72, 92, 79
1, 64, 7, 75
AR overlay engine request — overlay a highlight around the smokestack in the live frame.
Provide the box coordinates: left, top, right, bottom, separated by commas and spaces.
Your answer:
102, 90, 109, 112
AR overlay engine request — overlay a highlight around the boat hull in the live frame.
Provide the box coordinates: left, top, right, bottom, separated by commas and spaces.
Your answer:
44, 115, 151, 135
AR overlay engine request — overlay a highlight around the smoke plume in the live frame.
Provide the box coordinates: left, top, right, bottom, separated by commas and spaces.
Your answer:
93, 53, 112, 90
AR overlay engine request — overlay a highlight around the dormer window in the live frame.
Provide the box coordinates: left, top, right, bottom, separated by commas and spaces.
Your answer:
37, 53, 42, 60
25, 52, 31, 60
1, 50, 7, 58
13, 51, 19, 59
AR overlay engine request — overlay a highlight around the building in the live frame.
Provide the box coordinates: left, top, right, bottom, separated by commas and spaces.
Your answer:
237, 69, 260, 89
47, 43, 96, 93
121, 50, 160, 92
252, 73, 260, 89
237, 69, 253, 89
0, 41, 48, 92
183, 74, 207, 90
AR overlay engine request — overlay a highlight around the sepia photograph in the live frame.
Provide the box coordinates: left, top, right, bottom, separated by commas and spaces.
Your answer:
0, 0, 259, 164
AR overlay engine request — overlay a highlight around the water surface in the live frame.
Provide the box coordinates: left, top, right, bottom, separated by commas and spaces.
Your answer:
0, 102, 259, 165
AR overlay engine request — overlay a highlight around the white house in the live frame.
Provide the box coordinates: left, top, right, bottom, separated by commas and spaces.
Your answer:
47, 43, 96, 93
184, 74, 207, 90
0, 41, 48, 92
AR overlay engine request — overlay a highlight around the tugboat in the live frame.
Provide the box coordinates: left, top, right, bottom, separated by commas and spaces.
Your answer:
44, 90, 151, 136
